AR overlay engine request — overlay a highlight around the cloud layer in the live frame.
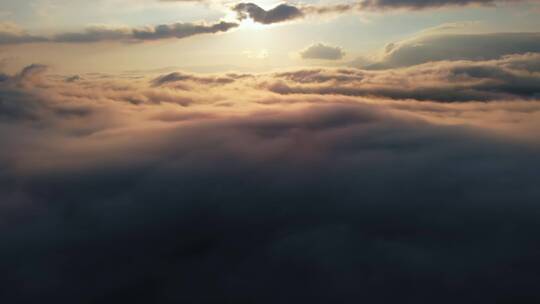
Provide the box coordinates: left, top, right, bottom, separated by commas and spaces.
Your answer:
1, 50, 540, 303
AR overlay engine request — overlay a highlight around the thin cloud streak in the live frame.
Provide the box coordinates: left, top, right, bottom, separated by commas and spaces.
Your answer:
0, 21, 238, 45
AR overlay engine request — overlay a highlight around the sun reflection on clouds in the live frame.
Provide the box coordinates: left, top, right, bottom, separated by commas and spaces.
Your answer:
237, 17, 270, 30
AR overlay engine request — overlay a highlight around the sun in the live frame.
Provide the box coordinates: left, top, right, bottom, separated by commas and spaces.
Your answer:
223, 10, 267, 31
238, 18, 268, 30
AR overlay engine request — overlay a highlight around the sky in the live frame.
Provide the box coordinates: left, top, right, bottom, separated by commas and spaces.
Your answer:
1, 1, 540, 303
0, 0, 539, 72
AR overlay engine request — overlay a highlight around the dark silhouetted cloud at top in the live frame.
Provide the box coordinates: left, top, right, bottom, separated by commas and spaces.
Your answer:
232, 3, 304, 24
232, 2, 362, 24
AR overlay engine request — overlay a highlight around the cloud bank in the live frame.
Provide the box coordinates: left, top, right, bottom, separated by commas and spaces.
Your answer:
1, 49, 540, 303
365, 32, 540, 69
232, 2, 360, 24
270, 52, 540, 102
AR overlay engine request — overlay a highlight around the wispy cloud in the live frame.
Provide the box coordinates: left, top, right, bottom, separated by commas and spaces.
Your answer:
0, 21, 238, 45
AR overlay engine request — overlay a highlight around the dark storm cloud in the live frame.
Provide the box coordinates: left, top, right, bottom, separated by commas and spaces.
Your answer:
300, 43, 346, 60
1, 62, 540, 303
366, 32, 540, 69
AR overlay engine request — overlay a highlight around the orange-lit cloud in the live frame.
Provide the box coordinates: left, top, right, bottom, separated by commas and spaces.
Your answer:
1, 49, 540, 303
